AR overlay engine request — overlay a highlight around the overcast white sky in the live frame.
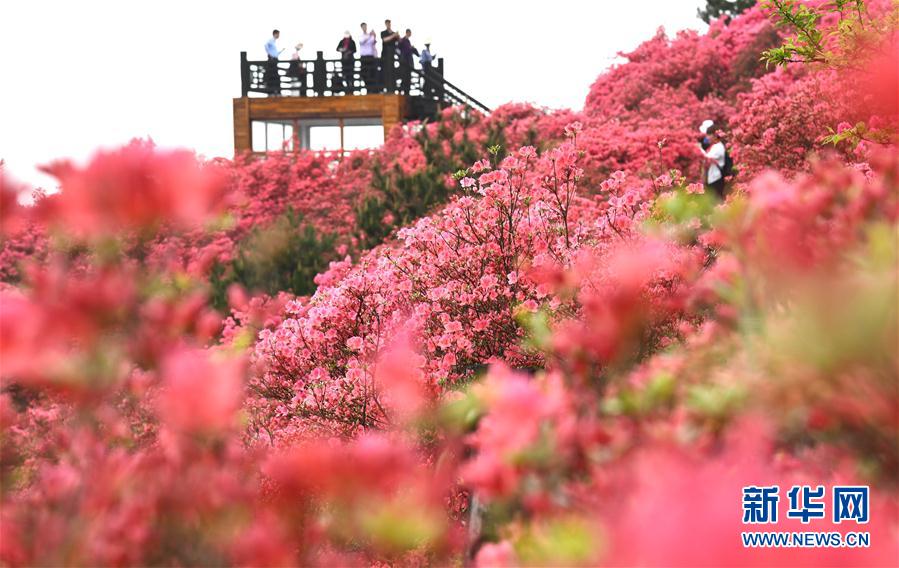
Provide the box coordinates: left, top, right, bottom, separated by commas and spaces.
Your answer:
0, 1, 706, 190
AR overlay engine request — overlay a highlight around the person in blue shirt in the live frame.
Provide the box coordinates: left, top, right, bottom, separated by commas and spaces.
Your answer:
264, 29, 284, 95
420, 41, 434, 96
265, 30, 283, 59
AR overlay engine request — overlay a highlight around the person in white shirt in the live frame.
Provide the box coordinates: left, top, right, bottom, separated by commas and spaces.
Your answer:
359, 22, 378, 92
698, 120, 727, 198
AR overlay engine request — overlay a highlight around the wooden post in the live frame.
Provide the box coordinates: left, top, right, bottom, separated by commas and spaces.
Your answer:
436, 57, 445, 103
301, 123, 311, 150
240, 51, 250, 97
313, 51, 326, 96
381, 94, 406, 141
339, 117, 345, 157
232, 97, 251, 153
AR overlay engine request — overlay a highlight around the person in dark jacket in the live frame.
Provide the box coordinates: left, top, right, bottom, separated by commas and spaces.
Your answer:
380, 19, 400, 92
336, 31, 357, 93
397, 29, 418, 94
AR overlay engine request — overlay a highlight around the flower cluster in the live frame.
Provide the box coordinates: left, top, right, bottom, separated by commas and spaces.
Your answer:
250, 142, 644, 441
2, 4, 898, 566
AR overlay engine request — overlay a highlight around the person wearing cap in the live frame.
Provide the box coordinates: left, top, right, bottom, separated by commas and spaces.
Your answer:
288, 43, 306, 96
359, 22, 378, 92
420, 40, 435, 96
698, 119, 713, 150
698, 120, 727, 198
336, 31, 357, 93
397, 28, 419, 95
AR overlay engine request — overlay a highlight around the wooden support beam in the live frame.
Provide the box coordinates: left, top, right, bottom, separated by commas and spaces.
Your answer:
232, 97, 251, 153
380, 95, 406, 141
243, 94, 407, 120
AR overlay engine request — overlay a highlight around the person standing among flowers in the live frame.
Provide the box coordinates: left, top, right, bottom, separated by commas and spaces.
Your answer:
698, 120, 728, 199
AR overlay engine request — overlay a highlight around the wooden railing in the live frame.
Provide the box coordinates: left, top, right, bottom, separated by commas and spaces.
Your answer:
239, 51, 490, 115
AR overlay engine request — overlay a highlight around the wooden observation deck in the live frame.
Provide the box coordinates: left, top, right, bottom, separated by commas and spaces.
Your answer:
232, 51, 489, 154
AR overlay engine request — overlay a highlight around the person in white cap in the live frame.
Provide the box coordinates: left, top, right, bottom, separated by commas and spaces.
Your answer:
288, 43, 306, 96
336, 31, 357, 93
420, 40, 435, 96
698, 119, 714, 150
697, 119, 728, 198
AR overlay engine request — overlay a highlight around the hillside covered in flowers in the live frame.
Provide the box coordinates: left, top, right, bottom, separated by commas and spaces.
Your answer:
1, 1, 898, 566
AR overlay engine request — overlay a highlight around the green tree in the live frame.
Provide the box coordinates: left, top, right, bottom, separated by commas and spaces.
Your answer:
698, 0, 756, 24
209, 209, 338, 310
355, 113, 506, 250
213, 109, 512, 310
760, 0, 897, 148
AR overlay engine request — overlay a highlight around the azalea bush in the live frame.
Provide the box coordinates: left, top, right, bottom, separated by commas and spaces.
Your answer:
2, 2, 899, 566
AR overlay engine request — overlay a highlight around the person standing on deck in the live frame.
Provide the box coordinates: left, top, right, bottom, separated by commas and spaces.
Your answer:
419, 40, 434, 96
336, 31, 357, 93
288, 42, 306, 96
380, 19, 400, 92
397, 29, 419, 95
264, 29, 284, 95
359, 22, 378, 92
